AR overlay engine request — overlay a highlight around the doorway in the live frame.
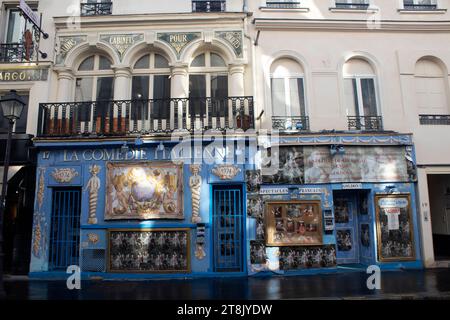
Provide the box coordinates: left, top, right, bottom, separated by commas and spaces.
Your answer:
333, 190, 371, 266
428, 174, 450, 261
2, 166, 35, 275
212, 185, 244, 272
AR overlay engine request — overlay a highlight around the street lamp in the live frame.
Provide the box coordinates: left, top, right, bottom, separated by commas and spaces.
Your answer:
0, 90, 26, 298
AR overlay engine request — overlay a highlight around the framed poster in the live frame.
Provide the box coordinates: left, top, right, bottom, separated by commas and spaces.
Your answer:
108, 229, 190, 273
279, 245, 336, 270
375, 194, 415, 262
247, 195, 263, 219
265, 201, 323, 246
250, 240, 267, 265
105, 162, 183, 220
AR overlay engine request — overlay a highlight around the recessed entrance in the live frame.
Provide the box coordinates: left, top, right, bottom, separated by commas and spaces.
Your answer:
427, 174, 450, 261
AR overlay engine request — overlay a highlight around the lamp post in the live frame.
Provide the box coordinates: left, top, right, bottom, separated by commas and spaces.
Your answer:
0, 90, 25, 299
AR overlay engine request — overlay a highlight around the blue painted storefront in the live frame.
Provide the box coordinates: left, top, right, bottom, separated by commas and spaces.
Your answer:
29, 133, 424, 279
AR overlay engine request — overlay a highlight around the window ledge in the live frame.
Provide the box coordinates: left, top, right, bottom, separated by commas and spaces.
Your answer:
329, 7, 379, 13
259, 7, 309, 13
398, 9, 447, 14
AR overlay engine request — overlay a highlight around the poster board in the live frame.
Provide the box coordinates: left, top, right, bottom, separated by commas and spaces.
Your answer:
375, 194, 415, 262
108, 229, 190, 273
265, 201, 323, 246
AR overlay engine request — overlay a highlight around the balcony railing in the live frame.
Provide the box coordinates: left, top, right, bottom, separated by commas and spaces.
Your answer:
192, 1, 226, 12
80, 2, 113, 16
335, 2, 370, 9
0, 43, 34, 63
272, 116, 310, 132
37, 97, 254, 138
348, 116, 383, 131
419, 114, 450, 125
403, 3, 437, 11
266, 2, 302, 9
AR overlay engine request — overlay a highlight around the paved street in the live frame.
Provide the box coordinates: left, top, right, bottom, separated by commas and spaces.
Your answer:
3, 268, 450, 300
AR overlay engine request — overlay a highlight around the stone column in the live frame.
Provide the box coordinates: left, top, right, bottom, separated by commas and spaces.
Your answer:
54, 68, 75, 135
112, 66, 132, 133
229, 64, 246, 129
171, 64, 189, 130
229, 64, 245, 97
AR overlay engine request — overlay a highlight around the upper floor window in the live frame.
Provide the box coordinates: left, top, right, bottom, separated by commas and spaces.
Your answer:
266, 1, 302, 9
343, 58, 379, 118
81, 0, 113, 16
189, 51, 228, 116
403, 0, 438, 11
335, 0, 370, 10
192, 1, 226, 12
131, 53, 171, 120
270, 58, 306, 119
415, 57, 449, 115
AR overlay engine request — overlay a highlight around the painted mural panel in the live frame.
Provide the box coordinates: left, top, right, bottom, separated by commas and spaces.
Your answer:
375, 194, 415, 262
265, 201, 323, 246
279, 245, 337, 270
108, 229, 190, 273
262, 146, 409, 184
105, 162, 183, 220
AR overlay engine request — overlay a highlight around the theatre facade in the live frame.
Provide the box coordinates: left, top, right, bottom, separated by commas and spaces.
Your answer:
30, 130, 422, 278
27, 3, 426, 279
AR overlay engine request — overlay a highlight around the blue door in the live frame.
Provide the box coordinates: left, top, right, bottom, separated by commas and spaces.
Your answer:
48, 188, 81, 270
334, 191, 359, 264
212, 185, 244, 272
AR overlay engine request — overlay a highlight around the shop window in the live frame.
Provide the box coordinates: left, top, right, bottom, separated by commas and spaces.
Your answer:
0, 92, 28, 134
270, 58, 306, 118
131, 53, 171, 120
189, 51, 229, 117
415, 57, 449, 116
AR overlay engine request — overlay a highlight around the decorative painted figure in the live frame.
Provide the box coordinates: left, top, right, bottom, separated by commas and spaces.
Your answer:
190, 165, 202, 223
86, 165, 101, 224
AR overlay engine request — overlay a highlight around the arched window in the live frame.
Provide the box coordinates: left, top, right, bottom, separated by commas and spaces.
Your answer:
75, 54, 114, 102
75, 54, 114, 131
131, 53, 171, 121
343, 58, 379, 118
414, 57, 449, 115
189, 51, 228, 117
270, 58, 306, 119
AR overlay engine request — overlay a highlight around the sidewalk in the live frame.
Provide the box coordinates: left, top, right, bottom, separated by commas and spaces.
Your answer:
3, 268, 450, 300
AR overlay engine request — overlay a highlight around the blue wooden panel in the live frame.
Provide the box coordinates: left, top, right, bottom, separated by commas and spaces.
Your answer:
48, 188, 82, 270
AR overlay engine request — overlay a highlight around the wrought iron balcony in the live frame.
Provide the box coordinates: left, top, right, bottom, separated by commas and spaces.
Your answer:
403, 3, 437, 11
348, 116, 383, 131
0, 43, 34, 63
37, 97, 254, 138
272, 116, 310, 132
266, 2, 302, 9
419, 114, 450, 125
192, 1, 226, 12
335, 2, 370, 9
80, 2, 113, 16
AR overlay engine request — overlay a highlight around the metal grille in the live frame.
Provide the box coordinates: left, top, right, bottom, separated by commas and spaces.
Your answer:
81, 249, 106, 272
48, 188, 81, 271
213, 186, 244, 272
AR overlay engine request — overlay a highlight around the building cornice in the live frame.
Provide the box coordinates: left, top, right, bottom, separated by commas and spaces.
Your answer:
253, 18, 450, 32
54, 12, 249, 30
